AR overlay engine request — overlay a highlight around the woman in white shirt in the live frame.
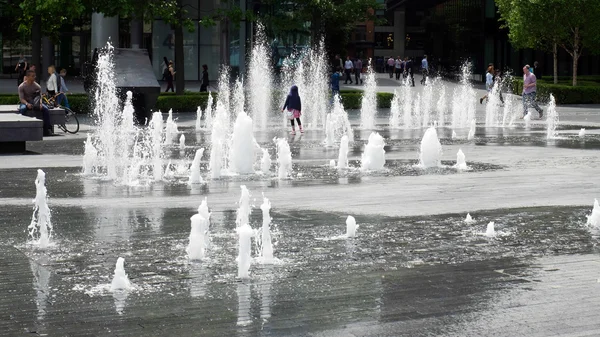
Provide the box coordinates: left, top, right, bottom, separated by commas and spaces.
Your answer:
46, 65, 58, 96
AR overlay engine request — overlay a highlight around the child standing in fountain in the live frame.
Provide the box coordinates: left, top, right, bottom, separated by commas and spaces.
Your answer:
282, 85, 302, 135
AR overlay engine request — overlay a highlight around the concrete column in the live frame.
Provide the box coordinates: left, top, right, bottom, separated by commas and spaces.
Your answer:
394, 10, 405, 57
130, 18, 143, 49
91, 13, 119, 52
42, 37, 54, 81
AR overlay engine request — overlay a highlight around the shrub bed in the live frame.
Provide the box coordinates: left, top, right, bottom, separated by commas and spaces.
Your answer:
511, 79, 600, 104
0, 91, 395, 114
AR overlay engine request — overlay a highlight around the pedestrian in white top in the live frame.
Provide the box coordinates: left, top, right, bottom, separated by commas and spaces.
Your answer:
344, 56, 354, 84
46, 65, 58, 96
479, 64, 494, 104
387, 57, 395, 78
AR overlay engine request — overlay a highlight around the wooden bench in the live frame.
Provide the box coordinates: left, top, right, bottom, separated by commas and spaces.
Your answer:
0, 113, 43, 153
0, 104, 66, 125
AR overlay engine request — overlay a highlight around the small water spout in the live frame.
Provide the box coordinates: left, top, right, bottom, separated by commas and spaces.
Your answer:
485, 222, 496, 237
260, 196, 274, 264
83, 134, 98, 176
418, 127, 442, 168
236, 186, 251, 228
465, 213, 474, 224
336, 135, 349, 169
360, 132, 386, 171
579, 128, 586, 138
237, 224, 254, 279
28, 169, 52, 248
229, 112, 257, 174
165, 109, 179, 145
324, 113, 336, 147
110, 257, 132, 291
188, 148, 205, 184
276, 138, 292, 179
586, 199, 600, 228
195, 106, 203, 131
346, 216, 358, 238
546, 94, 559, 139
179, 134, 186, 151
187, 214, 209, 260
260, 148, 272, 174
467, 119, 476, 140
453, 149, 470, 171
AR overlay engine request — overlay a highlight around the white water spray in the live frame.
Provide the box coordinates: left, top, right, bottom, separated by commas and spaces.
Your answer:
110, 257, 132, 291
28, 169, 52, 248
418, 127, 442, 168
360, 59, 377, 129
360, 132, 386, 171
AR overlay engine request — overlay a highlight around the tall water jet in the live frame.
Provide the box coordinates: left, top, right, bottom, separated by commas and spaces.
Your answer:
28, 170, 52, 248
412, 93, 422, 128
121, 91, 136, 137
501, 95, 513, 126
216, 67, 231, 126
110, 257, 132, 291
336, 135, 349, 169
276, 138, 293, 179
149, 111, 164, 181
330, 95, 354, 141
360, 132, 386, 171
305, 39, 329, 128
187, 214, 208, 260
422, 80, 433, 127
198, 197, 211, 224
231, 78, 245, 119
485, 83, 502, 127
229, 112, 257, 174
485, 222, 496, 237
360, 59, 377, 129
418, 127, 442, 168
237, 223, 253, 279
401, 77, 413, 128
324, 113, 336, 147
586, 199, 600, 228
467, 119, 476, 140
260, 196, 274, 264
248, 22, 273, 130
546, 94, 559, 139
165, 109, 179, 145
195, 106, 203, 131
453, 149, 470, 170
451, 62, 476, 129
205, 92, 214, 130
82, 134, 98, 176
389, 89, 402, 128
236, 185, 251, 228
209, 98, 231, 179
260, 148, 272, 174
188, 148, 205, 184
179, 134, 185, 151
346, 216, 358, 238
435, 82, 447, 126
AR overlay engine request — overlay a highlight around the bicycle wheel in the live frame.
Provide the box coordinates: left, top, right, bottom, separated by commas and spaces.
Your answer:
60, 108, 80, 134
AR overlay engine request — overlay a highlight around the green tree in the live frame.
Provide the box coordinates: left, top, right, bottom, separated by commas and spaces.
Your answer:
496, 0, 600, 86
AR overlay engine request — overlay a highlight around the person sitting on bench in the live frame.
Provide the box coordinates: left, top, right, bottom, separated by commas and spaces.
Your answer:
18, 70, 53, 136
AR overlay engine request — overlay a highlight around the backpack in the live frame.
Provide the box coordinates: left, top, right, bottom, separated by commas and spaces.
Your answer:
163, 67, 172, 81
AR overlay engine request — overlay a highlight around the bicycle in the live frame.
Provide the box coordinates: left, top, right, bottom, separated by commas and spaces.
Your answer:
42, 93, 80, 134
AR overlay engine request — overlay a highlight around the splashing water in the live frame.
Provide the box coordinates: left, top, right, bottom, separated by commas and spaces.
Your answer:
259, 196, 274, 264
83, 134, 98, 176
236, 185, 251, 228
260, 148, 272, 174
346, 216, 358, 238
485, 222, 496, 237
436, 83, 447, 127
232, 78, 245, 119
401, 77, 413, 128
163, 160, 175, 180
229, 112, 257, 174
276, 138, 293, 179
217, 67, 231, 127
579, 128, 586, 138
306, 40, 329, 128
28, 169, 52, 248
187, 214, 209, 260
467, 119, 476, 140
205, 92, 214, 130
546, 94, 559, 139
485, 82, 502, 127
389, 89, 401, 128
164, 109, 178, 145
451, 63, 476, 129
418, 127, 442, 168
465, 213, 474, 224
422, 80, 433, 127
237, 223, 254, 279
451, 130, 457, 139
337, 135, 349, 169
149, 111, 164, 181
110, 257, 132, 291
501, 95, 513, 127
360, 59, 377, 129
453, 149, 470, 171
249, 22, 272, 130
330, 95, 354, 141
586, 199, 600, 228
324, 113, 336, 147
188, 148, 205, 184
179, 134, 185, 151
360, 132, 386, 171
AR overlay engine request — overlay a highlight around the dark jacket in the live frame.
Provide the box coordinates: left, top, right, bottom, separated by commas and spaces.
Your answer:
202, 70, 209, 85
331, 72, 340, 91
283, 85, 301, 111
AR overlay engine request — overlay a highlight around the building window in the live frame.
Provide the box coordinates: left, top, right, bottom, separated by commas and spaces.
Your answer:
354, 26, 367, 42
375, 32, 393, 49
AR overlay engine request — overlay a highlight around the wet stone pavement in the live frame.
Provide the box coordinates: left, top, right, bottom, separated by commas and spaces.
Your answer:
1, 109, 600, 336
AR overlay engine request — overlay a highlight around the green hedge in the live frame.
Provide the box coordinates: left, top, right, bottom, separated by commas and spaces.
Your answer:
511, 79, 600, 104
0, 91, 394, 114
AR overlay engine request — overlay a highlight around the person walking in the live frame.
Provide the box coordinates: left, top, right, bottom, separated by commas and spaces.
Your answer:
164, 60, 175, 92
282, 85, 303, 135
479, 64, 494, 104
46, 65, 58, 97
521, 64, 543, 118
353, 58, 363, 85
331, 66, 341, 103
15, 55, 28, 86
344, 56, 354, 84
395, 56, 403, 80
200, 64, 209, 92
420, 55, 429, 85
56, 69, 71, 108
387, 56, 395, 78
